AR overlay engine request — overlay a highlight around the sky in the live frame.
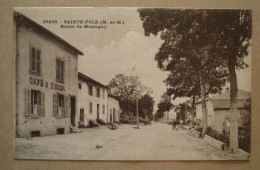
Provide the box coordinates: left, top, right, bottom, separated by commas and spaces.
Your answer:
15, 7, 252, 108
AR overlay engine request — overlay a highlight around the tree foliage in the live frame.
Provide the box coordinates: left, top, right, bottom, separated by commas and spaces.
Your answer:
134, 94, 155, 120
174, 103, 190, 123
138, 9, 251, 152
138, 9, 228, 135
154, 93, 173, 121
108, 74, 153, 118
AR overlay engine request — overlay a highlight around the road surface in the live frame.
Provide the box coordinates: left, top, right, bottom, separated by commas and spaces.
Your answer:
15, 122, 243, 160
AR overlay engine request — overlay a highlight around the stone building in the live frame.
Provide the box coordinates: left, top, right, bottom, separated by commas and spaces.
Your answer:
78, 72, 109, 127
107, 95, 121, 123
195, 88, 251, 133
14, 12, 83, 137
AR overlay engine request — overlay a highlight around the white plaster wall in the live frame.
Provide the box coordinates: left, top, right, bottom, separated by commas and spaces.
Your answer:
78, 80, 108, 126
16, 21, 79, 137
107, 96, 121, 123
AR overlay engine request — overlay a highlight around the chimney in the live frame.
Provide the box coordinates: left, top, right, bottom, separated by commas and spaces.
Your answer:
226, 87, 229, 93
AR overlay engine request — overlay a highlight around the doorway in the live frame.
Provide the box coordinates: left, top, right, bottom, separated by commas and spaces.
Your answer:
97, 104, 99, 119
70, 96, 76, 126
113, 108, 116, 122
80, 108, 84, 124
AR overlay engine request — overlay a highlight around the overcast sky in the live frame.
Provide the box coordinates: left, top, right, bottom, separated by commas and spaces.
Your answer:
15, 7, 251, 107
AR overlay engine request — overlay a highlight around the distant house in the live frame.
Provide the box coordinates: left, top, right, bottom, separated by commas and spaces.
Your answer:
107, 95, 121, 123
159, 109, 177, 123
195, 88, 251, 133
78, 72, 109, 127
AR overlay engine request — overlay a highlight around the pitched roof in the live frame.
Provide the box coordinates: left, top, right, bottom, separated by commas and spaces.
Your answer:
108, 94, 120, 101
209, 89, 251, 109
78, 72, 109, 89
210, 99, 250, 109
210, 89, 251, 100
14, 11, 83, 55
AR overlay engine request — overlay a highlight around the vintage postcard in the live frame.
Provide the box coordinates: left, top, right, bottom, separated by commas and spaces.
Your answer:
14, 7, 252, 160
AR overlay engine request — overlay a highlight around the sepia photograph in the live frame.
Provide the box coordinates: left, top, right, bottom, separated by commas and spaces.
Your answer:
14, 7, 252, 160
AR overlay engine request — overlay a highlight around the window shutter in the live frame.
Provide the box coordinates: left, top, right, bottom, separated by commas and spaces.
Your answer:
56, 59, 58, 82
29, 47, 32, 73
62, 61, 65, 83
37, 92, 41, 116
37, 50, 42, 75
41, 92, 45, 117
25, 89, 31, 117
64, 95, 70, 117
53, 93, 57, 117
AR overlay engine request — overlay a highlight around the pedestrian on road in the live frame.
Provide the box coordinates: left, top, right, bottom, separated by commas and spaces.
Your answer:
172, 119, 177, 130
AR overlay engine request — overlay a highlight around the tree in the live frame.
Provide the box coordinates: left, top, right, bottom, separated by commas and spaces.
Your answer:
208, 10, 252, 153
138, 9, 227, 136
138, 94, 155, 120
138, 9, 251, 153
108, 74, 152, 116
154, 93, 173, 121
165, 59, 226, 127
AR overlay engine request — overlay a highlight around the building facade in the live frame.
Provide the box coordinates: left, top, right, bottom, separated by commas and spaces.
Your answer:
195, 89, 251, 133
107, 95, 121, 123
78, 72, 108, 127
15, 12, 83, 137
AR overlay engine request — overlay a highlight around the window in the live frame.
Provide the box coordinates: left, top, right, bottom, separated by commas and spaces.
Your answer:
97, 88, 100, 98
102, 89, 105, 99
25, 89, 45, 117
53, 93, 67, 117
56, 58, 65, 83
89, 102, 93, 113
88, 84, 93, 96
79, 83, 82, 89
30, 47, 41, 75
31, 131, 41, 137
102, 105, 105, 114
58, 94, 64, 108
57, 128, 65, 135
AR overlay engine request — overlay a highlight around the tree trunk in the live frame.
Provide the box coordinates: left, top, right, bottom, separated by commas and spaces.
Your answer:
228, 58, 239, 153
199, 69, 208, 137
191, 94, 196, 128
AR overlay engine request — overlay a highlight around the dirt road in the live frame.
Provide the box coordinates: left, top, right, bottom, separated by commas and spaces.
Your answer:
15, 122, 241, 160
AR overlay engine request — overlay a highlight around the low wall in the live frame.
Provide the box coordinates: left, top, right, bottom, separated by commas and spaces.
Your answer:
203, 134, 224, 149
238, 149, 250, 160
188, 129, 201, 138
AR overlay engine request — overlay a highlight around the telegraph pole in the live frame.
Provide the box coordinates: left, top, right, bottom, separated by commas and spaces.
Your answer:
132, 67, 139, 129
136, 98, 139, 128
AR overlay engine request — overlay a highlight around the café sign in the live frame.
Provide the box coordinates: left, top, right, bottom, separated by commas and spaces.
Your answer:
30, 76, 65, 92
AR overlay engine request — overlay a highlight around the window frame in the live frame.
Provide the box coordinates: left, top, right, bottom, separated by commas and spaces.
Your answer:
89, 102, 93, 113
102, 105, 105, 114
56, 58, 65, 84
102, 89, 105, 99
25, 89, 45, 118
30, 46, 41, 76
96, 87, 100, 98
79, 83, 82, 89
53, 93, 67, 118
88, 84, 93, 96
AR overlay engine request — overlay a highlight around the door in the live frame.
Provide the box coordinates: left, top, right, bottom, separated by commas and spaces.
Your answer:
70, 96, 76, 126
113, 108, 116, 122
110, 113, 112, 122
80, 108, 84, 124
97, 104, 99, 119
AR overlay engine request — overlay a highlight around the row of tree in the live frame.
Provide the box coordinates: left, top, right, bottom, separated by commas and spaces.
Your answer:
138, 9, 251, 153
107, 74, 155, 121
